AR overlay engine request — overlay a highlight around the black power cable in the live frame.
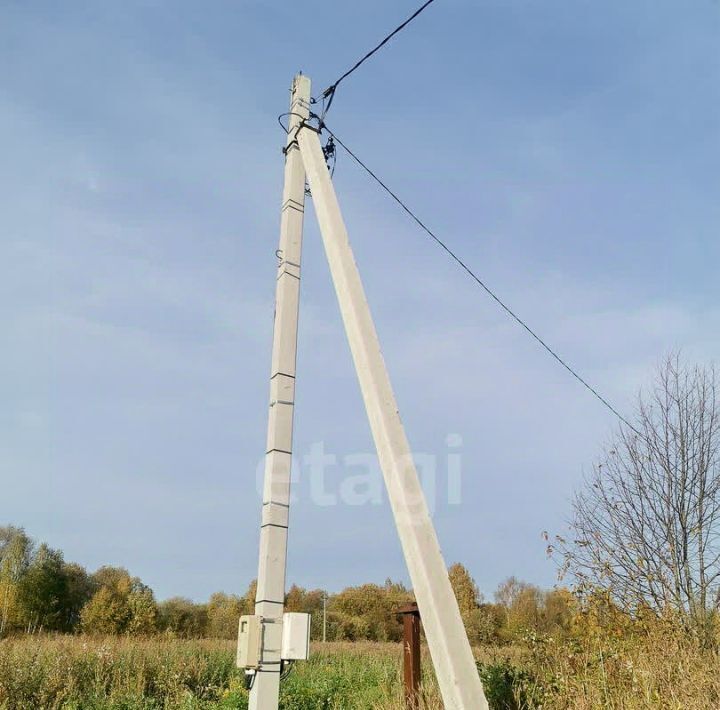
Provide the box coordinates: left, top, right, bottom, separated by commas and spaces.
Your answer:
317, 0, 438, 117
318, 122, 643, 439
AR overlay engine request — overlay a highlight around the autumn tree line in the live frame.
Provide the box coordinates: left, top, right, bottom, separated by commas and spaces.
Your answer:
0, 525, 574, 643
4, 358, 717, 648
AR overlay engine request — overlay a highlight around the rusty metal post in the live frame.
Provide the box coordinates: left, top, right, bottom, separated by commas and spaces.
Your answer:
398, 603, 421, 709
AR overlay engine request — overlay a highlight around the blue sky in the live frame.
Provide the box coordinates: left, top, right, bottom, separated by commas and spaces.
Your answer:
1, 0, 718, 602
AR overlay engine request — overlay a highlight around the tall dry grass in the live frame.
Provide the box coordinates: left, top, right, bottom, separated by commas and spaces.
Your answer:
0, 632, 717, 708
524, 624, 720, 710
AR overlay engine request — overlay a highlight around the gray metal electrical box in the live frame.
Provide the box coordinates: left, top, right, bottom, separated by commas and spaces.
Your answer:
237, 615, 262, 669
281, 612, 311, 661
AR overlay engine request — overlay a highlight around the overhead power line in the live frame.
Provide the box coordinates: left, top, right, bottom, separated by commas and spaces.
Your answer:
317, 0, 438, 116
318, 122, 642, 438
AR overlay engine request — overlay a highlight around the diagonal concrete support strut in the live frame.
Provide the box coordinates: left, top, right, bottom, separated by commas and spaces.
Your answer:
298, 124, 488, 710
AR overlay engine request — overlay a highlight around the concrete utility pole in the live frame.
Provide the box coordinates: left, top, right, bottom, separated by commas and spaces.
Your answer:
298, 123, 488, 710
249, 74, 311, 710
244, 73, 487, 710
322, 591, 327, 643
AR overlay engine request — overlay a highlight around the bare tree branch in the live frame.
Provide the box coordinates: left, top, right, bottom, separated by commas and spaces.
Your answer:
558, 356, 720, 644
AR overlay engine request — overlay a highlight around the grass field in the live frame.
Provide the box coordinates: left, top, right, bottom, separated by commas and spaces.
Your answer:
0, 636, 526, 709
0, 633, 718, 709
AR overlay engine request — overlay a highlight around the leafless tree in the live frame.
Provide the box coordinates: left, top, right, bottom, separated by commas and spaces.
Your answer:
559, 356, 720, 641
